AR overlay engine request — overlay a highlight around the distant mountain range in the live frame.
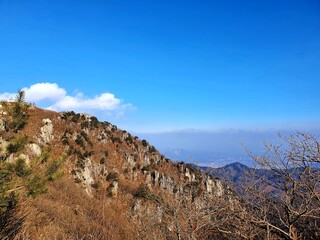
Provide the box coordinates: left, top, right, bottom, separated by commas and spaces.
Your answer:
201, 162, 253, 183
201, 161, 319, 190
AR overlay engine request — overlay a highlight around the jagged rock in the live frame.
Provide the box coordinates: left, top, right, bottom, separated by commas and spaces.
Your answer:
99, 164, 107, 176
154, 155, 161, 165
143, 171, 152, 188
159, 174, 166, 189
77, 158, 95, 195
205, 176, 213, 193
7, 153, 30, 165
156, 206, 163, 223
151, 171, 160, 185
82, 128, 89, 135
185, 168, 191, 181
213, 178, 224, 197
27, 143, 41, 156
97, 130, 108, 142
159, 174, 174, 193
105, 124, 113, 132
111, 181, 118, 196
176, 185, 184, 196
144, 156, 150, 166
125, 154, 135, 167
121, 131, 129, 141
38, 118, 54, 145
19, 153, 30, 164
167, 177, 174, 193
132, 199, 164, 224
81, 113, 92, 121
0, 119, 7, 131
0, 137, 8, 156
132, 199, 142, 221
178, 163, 185, 173
191, 173, 196, 182
0, 104, 7, 115
133, 169, 138, 180
130, 144, 137, 152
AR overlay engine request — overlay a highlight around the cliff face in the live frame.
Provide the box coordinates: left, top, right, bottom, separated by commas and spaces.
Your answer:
0, 104, 226, 239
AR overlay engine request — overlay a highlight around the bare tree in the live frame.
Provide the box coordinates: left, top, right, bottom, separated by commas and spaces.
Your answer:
240, 132, 320, 239
15, 90, 25, 103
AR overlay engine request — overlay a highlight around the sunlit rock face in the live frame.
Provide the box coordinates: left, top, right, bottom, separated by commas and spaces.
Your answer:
38, 118, 54, 145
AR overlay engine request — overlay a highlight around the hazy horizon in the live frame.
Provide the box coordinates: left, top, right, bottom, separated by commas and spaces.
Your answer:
137, 128, 320, 166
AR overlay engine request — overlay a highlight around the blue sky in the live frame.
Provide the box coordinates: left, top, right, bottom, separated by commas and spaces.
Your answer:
1, 1, 319, 137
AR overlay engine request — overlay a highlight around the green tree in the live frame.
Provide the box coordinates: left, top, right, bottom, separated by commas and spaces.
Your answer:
0, 90, 65, 238
15, 89, 25, 103
1, 90, 29, 132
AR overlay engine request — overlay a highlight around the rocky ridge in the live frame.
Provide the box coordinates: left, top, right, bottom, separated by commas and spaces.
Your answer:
0, 103, 227, 239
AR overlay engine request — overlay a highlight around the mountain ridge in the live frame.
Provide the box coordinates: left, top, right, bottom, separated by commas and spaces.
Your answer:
0, 103, 227, 239
1, 100, 319, 239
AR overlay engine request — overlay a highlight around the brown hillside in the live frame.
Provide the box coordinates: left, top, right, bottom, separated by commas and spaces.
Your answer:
0, 104, 226, 240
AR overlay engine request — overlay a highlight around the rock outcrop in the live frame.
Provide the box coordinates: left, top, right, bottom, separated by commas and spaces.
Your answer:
38, 118, 54, 145
0, 105, 230, 240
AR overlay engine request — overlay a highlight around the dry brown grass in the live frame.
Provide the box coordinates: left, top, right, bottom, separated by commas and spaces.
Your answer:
3, 106, 216, 240
15, 177, 137, 240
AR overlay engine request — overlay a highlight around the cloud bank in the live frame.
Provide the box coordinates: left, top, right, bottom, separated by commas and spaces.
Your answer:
0, 83, 132, 116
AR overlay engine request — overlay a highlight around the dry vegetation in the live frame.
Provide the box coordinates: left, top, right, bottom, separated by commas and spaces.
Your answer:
1, 92, 319, 239
17, 178, 136, 240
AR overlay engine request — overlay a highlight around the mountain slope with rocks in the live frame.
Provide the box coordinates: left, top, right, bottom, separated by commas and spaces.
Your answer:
1, 97, 319, 239
0, 101, 227, 240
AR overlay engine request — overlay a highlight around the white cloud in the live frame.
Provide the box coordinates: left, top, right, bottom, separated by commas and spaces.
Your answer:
23, 83, 66, 102
49, 92, 122, 111
0, 82, 132, 116
0, 92, 16, 101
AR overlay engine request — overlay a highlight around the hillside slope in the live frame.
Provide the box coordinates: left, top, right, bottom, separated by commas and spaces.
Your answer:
0, 103, 227, 240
